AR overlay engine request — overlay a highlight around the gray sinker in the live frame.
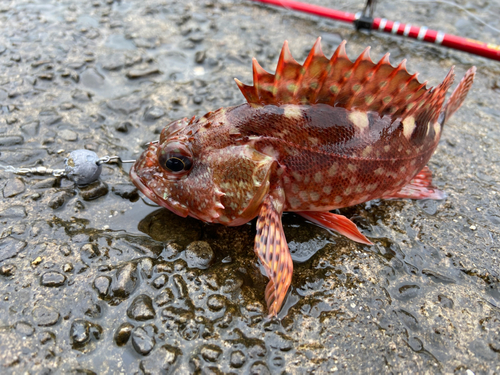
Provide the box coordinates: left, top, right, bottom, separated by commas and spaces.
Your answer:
64, 150, 102, 186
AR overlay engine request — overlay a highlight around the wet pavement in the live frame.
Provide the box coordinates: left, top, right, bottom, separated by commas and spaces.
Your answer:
1, 0, 500, 373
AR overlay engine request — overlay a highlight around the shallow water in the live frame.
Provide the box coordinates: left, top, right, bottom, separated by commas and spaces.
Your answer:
1, 0, 500, 373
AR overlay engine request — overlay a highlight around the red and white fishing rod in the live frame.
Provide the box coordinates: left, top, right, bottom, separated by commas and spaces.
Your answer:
250, 0, 500, 62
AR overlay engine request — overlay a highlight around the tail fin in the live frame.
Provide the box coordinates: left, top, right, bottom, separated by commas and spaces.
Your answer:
443, 66, 476, 122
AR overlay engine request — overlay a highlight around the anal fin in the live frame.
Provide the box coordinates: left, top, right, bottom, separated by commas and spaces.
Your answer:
298, 211, 373, 245
382, 166, 446, 200
255, 185, 293, 317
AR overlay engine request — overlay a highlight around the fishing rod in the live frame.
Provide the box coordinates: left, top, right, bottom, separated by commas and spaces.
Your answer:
249, 0, 500, 62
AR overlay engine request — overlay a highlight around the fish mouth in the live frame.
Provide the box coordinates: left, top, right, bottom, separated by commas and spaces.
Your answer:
129, 160, 189, 218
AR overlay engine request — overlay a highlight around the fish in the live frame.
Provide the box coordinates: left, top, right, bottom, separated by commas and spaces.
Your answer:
130, 38, 476, 317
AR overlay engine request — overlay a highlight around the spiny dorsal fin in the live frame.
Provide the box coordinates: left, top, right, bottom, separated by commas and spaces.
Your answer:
234, 37, 456, 121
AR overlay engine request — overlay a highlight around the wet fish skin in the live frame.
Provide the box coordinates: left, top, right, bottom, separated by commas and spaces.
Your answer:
131, 38, 475, 316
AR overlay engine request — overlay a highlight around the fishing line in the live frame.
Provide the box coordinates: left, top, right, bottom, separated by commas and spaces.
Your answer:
402, 0, 500, 34
0, 150, 135, 186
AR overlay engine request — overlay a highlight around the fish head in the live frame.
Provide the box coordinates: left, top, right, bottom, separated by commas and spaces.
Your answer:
130, 110, 275, 225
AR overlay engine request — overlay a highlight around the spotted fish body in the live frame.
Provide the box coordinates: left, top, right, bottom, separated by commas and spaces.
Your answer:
131, 39, 475, 316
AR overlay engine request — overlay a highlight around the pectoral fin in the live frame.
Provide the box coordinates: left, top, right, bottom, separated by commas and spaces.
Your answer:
298, 211, 373, 245
381, 166, 446, 200
255, 185, 293, 317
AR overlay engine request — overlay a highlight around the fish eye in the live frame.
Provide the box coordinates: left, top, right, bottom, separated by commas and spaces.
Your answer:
162, 154, 192, 173
157, 142, 193, 175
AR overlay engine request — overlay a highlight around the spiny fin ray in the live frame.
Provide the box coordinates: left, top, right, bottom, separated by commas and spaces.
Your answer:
274, 41, 303, 104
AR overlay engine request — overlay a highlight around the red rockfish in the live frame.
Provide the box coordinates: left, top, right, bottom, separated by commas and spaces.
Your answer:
130, 38, 475, 316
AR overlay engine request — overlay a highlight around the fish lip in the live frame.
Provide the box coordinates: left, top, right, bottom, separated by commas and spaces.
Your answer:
129, 162, 189, 218
129, 165, 154, 201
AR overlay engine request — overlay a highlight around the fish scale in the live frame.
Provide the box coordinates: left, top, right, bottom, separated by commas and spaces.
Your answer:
224, 103, 433, 211
131, 38, 476, 317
